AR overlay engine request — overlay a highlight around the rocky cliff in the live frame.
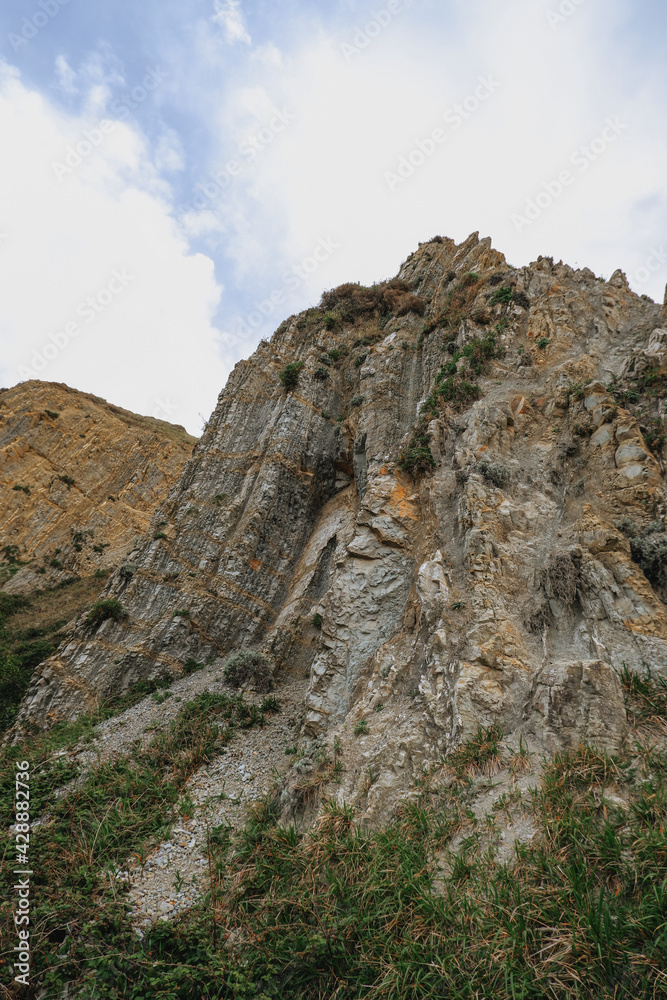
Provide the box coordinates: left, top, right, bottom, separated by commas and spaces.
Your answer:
0, 381, 196, 593
16, 234, 667, 818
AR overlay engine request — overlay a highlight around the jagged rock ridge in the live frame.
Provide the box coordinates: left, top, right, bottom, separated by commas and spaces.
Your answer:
16, 234, 667, 817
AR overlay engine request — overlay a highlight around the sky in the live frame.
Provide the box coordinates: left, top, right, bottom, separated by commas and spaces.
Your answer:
0, 0, 665, 435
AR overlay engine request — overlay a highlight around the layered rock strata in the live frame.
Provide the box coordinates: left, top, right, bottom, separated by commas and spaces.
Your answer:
0, 381, 196, 592
16, 235, 667, 814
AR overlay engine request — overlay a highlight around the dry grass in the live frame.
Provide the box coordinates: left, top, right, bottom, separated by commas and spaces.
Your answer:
2, 685, 667, 998
6, 573, 108, 636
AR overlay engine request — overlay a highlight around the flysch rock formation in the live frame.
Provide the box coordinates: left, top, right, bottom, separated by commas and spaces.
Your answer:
16, 233, 667, 820
0, 381, 196, 594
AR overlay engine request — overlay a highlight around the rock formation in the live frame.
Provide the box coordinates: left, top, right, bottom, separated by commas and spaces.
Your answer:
0, 381, 196, 593
16, 234, 667, 816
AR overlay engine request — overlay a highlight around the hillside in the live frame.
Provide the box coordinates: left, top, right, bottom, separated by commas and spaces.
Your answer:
0, 381, 196, 732
4, 234, 667, 997
16, 235, 667, 756
0, 380, 196, 594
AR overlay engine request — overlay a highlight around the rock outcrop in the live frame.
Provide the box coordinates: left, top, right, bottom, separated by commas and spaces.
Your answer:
15, 235, 667, 815
0, 381, 196, 592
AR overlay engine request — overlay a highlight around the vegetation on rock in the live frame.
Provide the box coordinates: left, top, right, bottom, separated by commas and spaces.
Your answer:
3, 675, 666, 998
0, 576, 109, 732
88, 597, 126, 625
224, 650, 274, 692
320, 279, 424, 324
478, 459, 510, 488
399, 424, 436, 477
279, 362, 305, 392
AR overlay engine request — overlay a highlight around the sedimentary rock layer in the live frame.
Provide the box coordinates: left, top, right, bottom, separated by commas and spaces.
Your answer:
0, 381, 196, 592
17, 236, 667, 814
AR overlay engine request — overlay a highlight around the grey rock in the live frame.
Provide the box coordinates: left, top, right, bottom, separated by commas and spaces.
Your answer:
16, 232, 667, 821
530, 660, 627, 752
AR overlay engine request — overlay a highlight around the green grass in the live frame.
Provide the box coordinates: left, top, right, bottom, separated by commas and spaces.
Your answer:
489, 284, 514, 306
279, 362, 304, 392
610, 362, 667, 404
327, 347, 348, 363
0, 577, 109, 733
620, 664, 667, 726
183, 657, 204, 675
0, 691, 266, 997
323, 311, 341, 330
2, 672, 667, 997
419, 331, 502, 420
73, 716, 665, 998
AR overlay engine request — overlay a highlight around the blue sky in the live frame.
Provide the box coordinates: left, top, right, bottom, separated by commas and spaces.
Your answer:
1, 0, 666, 434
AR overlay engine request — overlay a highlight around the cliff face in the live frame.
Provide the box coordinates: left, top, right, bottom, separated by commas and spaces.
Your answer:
0, 381, 196, 593
17, 235, 667, 816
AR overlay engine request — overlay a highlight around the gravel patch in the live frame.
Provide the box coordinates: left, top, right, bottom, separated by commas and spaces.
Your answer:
67, 666, 307, 929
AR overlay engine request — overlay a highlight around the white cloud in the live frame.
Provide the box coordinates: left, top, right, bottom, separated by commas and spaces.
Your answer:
202, 0, 667, 322
155, 129, 186, 173
54, 54, 77, 95
250, 43, 283, 69
4, 2, 666, 440
213, 0, 251, 45
0, 64, 227, 436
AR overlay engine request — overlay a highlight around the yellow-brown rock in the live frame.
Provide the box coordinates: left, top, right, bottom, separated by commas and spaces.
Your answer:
0, 381, 196, 593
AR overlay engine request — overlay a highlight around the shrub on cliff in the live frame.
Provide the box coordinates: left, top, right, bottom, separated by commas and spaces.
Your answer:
399, 425, 436, 477
323, 311, 341, 330
478, 460, 510, 488
224, 650, 274, 692
320, 280, 424, 324
542, 551, 578, 605
279, 362, 304, 392
489, 284, 514, 306
88, 598, 125, 625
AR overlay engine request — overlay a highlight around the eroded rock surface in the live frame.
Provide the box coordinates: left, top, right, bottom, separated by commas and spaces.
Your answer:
16, 235, 667, 818
0, 381, 196, 592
